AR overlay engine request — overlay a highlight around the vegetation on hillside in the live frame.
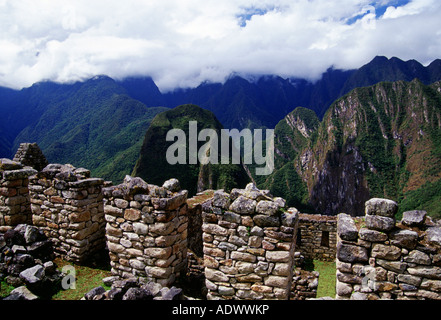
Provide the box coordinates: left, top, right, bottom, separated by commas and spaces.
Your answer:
132, 104, 250, 196
3, 77, 168, 184
260, 79, 441, 218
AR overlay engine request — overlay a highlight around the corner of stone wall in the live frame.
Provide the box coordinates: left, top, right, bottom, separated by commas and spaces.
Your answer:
336, 198, 441, 300
0, 158, 37, 232
13, 142, 48, 172
103, 176, 188, 287
297, 213, 337, 262
202, 183, 299, 300
28, 163, 105, 263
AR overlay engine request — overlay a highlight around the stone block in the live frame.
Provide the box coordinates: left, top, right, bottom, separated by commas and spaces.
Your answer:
404, 250, 431, 265
266, 251, 291, 263
337, 243, 368, 263
235, 261, 255, 273
124, 208, 141, 221
376, 259, 407, 273
426, 227, 441, 247
365, 198, 398, 217
229, 196, 256, 215
420, 279, 441, 292
212, 191, 231, 210
218, 285, 235, 296
205, 268, 229, 282
281, 210, 298, 227
336, 271, 363, 284
365, 215, 395, 232
231, 251, 257, 263
202, 223, 228, 236
145, 266, 172, 279
336, 281, 353, 296
389, 229, 418, 249
132, 222, 148, 235
264, 275, 288, 288
402, 210, 427, 227
407, 266, 441, 279
337, 213, 358, 241
144, 247, 172, 260
223, 211, 241, 224
359, 228, 388, 242
371, 244, 401, 260
162, 178, 180, 192
256, 200, 279, 216
397, 274, 422, 287
253, 215, 280, 227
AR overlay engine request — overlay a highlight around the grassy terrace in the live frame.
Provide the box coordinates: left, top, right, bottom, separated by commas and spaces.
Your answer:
0, 256, 112, 300
1, 257, 337, 300
312, 260, 337, 298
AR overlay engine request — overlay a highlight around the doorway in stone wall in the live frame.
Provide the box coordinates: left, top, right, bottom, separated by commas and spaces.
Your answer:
320, 230, 330, 248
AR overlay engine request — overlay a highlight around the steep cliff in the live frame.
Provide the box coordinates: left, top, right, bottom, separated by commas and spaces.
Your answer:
296, 79, 441, 216
255, 107, 320, 211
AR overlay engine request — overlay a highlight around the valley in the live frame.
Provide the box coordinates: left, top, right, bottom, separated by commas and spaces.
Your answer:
1, 56, 441, 218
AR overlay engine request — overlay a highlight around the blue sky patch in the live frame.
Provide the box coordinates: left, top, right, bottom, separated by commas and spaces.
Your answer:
345, 0, 412, 25
236, 6, 276, 27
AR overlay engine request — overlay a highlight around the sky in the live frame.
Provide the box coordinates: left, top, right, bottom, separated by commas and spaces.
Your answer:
1, 0, 441, 92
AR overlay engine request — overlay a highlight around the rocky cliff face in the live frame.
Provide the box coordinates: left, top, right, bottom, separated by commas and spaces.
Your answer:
296, 79, 441, 216
254, 107, 319, 212
258, 80, 441, 216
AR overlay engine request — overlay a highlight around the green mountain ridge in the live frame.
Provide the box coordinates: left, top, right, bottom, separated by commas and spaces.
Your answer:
132, 104, 250, 197
1, 56, 441, 218
9, 76, 169, 183
259, 79, 441, 218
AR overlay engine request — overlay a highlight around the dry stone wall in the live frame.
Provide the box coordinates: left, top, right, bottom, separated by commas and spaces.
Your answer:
0, 159, 37, 232
29, 164, 106, 263
202, 184, 299, 300
13, 143, 48, 172
103, 176, 188, 287
336, 198, 441, 300
297, 214, 337, 262
290, 268, 319, 300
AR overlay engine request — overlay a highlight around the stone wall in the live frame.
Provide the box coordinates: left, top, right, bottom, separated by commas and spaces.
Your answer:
186, 191, 213, 257
103, 176, 188, 287
336, 198, 441, 300
29, 164, 106, 263
13, 143, 48, 172
0, 159, 37, 232
202, 184, 299, 300
290, 268, 319, 300
297, 214, 337, 262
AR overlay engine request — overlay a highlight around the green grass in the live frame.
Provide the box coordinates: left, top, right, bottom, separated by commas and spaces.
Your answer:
0, 281, 15, 298
305, 259, 336, 298
51, 258, 112, 300
1, 257, 112, 300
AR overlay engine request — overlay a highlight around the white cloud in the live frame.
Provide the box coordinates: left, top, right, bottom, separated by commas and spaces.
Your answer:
382, 0, 435, 19
0, 0, 440, 91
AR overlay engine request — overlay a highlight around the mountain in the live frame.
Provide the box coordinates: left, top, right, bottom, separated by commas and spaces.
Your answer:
253, 107, 320, 212
159, 73, 346, 130
132, 104, 250, 196
0, 76, 168, 183
341, 56, 441, 94
156, 56, 441, 128
2, 56, 439, 148
116, 76, 166, 107
2, 55, 441, 207
261, 79, 441, 218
